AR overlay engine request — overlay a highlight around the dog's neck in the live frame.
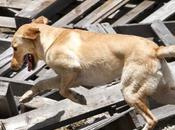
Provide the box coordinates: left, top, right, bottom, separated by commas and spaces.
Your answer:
34, 26, 66, 60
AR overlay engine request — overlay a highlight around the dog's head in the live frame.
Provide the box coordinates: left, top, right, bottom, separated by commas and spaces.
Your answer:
11, 16, 48, 71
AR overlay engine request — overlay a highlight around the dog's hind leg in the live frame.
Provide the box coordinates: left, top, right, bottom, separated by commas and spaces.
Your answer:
121, 62, 162, 130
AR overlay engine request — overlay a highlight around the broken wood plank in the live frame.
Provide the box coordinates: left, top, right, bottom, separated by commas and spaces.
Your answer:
0, 16, 16, 29
0, 81, 18, 118
101, 23, 117, 34
95, 0, 129, 23
0, 0, 31, 9
151, 20, 175, 46
76, 0, 123, 28
24, 96, 58, 109
141, 0, 175, 23
21, 96, 59, 113
0, 34, 12, 54
86, 24, 107, 33
1, 85, 124, 130
112, 0, 155, 26
53, 0, 101, 27
113, 21, 175, 38
0, 77, 33, 96
0, 48, 13, 69
15, 0, 74, 27
79, 108, 134, 130
138, 105, 175, 126
0, 34, 12, 44
0, 62, 11, 76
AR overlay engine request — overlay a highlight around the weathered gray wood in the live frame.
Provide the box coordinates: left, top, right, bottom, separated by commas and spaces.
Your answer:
22, 96, 58, 112
76, 0, 123, 28
95, 0, 129, 23
0, 34, 12, 44
1, 85, 124, 130
141, 0, 175, 23
113, 21, 175, 38
0, 34, 12, 53
0, 77, 33, 96
113, 1, 155, 26
0, 0, 31, 9
15, 0, 74, 27
86, 24, 107, 33
101, 23, 117, 34
24, 96, 58, 108
151, 20, 175, 46
7, 8, 20, 14
79, 108, 134, 130
138, 105, 175, 126
129, 110, 142, 129
0, 16, 16, 29
0, 62, 11, 76
0, 81, 18, 118
53, 0, 101, 27
0, 121, 5, 130
0, 48, 13, 68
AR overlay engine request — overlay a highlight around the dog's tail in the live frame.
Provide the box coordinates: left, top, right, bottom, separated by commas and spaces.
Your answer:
157, 45, 175, 58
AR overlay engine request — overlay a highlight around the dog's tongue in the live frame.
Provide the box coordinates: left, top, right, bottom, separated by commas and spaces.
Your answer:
27, 54, 34, 71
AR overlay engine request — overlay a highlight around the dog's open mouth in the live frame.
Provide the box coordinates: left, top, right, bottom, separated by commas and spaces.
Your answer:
23, 54, 35, 71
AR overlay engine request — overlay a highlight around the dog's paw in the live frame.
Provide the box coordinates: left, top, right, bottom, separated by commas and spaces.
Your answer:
19, 90, 34, 103
74, 93, 87, 105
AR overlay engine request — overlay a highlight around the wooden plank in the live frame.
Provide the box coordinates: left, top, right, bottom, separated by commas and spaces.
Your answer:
0, 62, 11, 76
0, 34, 12, 44
0, 77, 33, 96
79, 108, 134, 130
138, 105, 175, 126
15, 0, 74, 27
0, 0, 31, 9
1, 85, 124, 130
0, 48, 13, 68
101, 23, 117, 34
0, 34, 12, 54
86, 24, 107, 33
0, 81, 18, 118
0, 56, 12, 69
112, 1, 155, 26
53, 0, 101, 27
76, 0, 123, 28
0, 16, 16, 29
113, 21, 175, 38
22, 96, 58, 112
151, 20, 175, 46
95, 0, 129, 23
141, 0, 175, 23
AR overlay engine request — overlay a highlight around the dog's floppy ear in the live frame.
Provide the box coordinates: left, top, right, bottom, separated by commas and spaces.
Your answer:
32, 16, 49, 24
20, 26, 39, 40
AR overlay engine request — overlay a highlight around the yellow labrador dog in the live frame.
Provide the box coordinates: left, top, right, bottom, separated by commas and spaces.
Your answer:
11, 16, 175, 130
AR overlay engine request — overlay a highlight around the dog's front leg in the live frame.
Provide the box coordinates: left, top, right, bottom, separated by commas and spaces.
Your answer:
20, 76, 60, 103
59, 71, 87, 105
